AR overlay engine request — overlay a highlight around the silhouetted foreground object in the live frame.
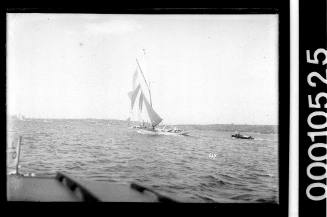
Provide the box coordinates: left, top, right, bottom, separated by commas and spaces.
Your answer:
7, 172, 179, 202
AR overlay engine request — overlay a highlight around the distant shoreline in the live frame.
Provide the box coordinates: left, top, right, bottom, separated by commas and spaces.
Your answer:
8, 117, 278, 134
8, 116, 277, 126
179, 124, 278, 134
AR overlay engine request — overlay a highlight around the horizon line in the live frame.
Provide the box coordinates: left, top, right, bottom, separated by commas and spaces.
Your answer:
7, 115, 278, 126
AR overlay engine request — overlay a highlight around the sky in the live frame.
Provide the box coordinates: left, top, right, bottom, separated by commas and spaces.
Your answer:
7, 14, 278, 125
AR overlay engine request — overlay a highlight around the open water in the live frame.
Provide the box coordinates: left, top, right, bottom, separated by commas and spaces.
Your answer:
7, 119, 278, 203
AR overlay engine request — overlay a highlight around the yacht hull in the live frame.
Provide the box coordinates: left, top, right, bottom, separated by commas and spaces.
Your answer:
136, 129, 189, 136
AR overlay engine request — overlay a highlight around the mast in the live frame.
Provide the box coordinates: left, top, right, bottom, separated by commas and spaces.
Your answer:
136, 58, 152, 107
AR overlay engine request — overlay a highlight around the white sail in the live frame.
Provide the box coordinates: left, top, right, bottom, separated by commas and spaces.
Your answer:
128, 84, 141, 109
128, 53, 163, 127
132, 68, 139, 90
135, 59, 152, 105
143, 95, 162, 127
139, 92, 144, 111
129, 88, 162, 127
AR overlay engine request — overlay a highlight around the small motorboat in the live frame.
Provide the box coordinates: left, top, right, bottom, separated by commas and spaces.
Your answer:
231, 133, 254, 140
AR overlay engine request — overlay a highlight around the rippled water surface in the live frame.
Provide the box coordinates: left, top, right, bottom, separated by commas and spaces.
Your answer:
7, 119, 278, 203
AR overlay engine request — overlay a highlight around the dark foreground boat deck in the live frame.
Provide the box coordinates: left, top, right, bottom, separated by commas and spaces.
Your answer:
7, 172, 178, 202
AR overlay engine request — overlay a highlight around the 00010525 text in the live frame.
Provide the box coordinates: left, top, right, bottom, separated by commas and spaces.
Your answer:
305, 48, 327, 201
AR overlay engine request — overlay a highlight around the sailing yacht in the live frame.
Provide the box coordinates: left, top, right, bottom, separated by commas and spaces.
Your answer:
127, 53, 188, 136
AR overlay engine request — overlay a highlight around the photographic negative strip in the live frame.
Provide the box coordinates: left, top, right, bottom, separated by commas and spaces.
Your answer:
4, 4, 292, 217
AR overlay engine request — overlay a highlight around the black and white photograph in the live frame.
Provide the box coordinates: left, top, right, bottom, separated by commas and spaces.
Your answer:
6, 12, 281, 204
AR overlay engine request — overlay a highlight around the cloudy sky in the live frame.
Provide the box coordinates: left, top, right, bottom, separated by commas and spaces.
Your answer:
7, 14, 278, 125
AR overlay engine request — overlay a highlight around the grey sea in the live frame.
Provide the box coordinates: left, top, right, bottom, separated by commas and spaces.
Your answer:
7, 119, 279, 203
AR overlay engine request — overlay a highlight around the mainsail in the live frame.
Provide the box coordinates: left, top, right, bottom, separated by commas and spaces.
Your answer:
139, 92, 144, 111
142, 95, 162, 127
132, 68, 139, 90
128, 84, 141, 109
